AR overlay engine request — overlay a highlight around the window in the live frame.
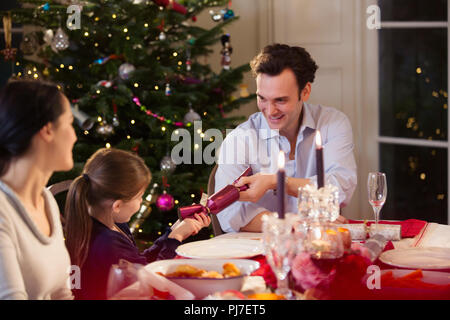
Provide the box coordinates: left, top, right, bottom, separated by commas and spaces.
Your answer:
377, 0, 448, 224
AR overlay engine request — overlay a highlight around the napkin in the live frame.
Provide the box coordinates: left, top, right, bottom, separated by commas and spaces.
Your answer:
137, 268, 195, 300
414, 223, 450, 248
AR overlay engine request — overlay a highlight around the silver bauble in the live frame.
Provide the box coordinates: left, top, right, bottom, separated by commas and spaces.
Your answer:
209, 9, 222, 22
160, 155, 177, 174
183, 108, 201, 124
118, 63, 136, 80
96, 122, 114, 136
112, 114, 120, 127
158, 31, 166, 41
51, 27, 70, 51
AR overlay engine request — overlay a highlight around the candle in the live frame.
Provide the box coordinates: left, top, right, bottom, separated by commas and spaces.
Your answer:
277, 151, 285, 219
315, 130, 325, 189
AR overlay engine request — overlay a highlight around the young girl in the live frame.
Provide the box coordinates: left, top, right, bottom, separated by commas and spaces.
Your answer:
0, 80, 77, 299
64, 148, 210, 300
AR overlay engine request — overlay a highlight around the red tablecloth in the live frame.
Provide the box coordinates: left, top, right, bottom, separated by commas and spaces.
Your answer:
250, 220, 450, 300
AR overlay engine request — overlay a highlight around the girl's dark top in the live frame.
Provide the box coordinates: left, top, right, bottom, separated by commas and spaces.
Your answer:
75, 217, 181, 300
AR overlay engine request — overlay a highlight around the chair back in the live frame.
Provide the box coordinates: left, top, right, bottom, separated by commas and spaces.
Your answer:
47, 179, 73, 226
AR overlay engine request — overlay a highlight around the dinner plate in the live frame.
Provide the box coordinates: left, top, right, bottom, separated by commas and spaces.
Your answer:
380, 269, 450, 285
214, 232, 263, 241
176, 238, 264, 259
379, 247, 450, 270
363, 269, 450, 299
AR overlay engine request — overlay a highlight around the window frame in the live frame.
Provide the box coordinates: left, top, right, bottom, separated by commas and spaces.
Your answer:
375, 2, 449, 223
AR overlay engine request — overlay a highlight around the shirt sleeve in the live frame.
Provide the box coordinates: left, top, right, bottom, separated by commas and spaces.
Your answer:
321, 112, 357, 206
214, 134, 270, 233
143, 228, 181, 262
0, 221, 28, 299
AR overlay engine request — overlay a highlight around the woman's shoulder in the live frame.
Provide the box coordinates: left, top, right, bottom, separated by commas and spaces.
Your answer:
0, 183, 18, 226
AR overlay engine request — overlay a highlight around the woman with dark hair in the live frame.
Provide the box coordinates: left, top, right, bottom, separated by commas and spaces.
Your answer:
64, 148, 210, 300
0, 80, 77, 299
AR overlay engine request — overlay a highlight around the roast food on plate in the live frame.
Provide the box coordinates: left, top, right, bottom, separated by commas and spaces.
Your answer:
161, 262, 241, 279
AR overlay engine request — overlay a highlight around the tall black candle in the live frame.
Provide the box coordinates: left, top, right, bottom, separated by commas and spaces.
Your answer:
277, 151, 285, 219
316, 130, 325, 189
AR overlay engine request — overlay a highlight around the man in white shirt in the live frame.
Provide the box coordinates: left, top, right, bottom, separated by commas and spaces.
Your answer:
214, 44, 357, 233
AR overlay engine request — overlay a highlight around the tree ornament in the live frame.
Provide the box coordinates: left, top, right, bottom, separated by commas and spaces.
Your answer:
40, 3, 50, 11
129, 183, 159, 234
1, 13, 17, 61
160, 155, 176, 174
96, 80, 113, 88
96, 120, 114, 137
165, 83, 172, 96
183, 107, 201, 124
209, 9, 223, 22
112, 100, 120, 127
152, 0, 187, 15
112, 114, 119, 127
118, 63, 136, 80
158, 31, 166, 41
51, 27, 70, 52
223, 9, 235, 20
220, 34, 232, 70
156, 190, 174, 211
20, 33, 39, 56
239, 84, 250, 98
186, 47, 192, 71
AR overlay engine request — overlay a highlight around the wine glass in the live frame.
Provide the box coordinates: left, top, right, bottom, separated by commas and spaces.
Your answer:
262, 213, 299, 299
367, 172, 387, 232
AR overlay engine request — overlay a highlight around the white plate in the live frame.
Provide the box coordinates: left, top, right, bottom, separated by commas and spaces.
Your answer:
176, 238, 264, 259
379, 247, 450, 270
145, 259, 260, 299
381, 269, 450, 286
214, 232, 263, 241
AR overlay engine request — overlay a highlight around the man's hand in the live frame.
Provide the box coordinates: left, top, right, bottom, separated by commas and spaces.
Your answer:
235, 173, 276, 203
335, 215, 348, 224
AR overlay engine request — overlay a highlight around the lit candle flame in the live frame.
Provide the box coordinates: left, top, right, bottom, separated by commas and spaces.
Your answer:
278, 151, 285, 169
315, 130, 322, 149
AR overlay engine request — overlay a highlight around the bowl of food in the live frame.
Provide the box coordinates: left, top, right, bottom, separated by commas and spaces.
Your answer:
144, 259, 260, 299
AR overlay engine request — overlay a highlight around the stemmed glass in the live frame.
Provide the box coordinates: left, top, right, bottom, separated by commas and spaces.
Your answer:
262, 213, 299, 299
367, 172, 387, 232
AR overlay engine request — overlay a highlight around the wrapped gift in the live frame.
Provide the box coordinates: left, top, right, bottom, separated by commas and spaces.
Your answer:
369, 224, 401, 241
179, 167, 252, 219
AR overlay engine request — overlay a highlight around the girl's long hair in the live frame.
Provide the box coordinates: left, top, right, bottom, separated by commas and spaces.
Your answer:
64, 148, 151, 268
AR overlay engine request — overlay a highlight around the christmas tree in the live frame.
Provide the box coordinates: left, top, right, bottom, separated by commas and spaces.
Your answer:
1, 0, 255, 243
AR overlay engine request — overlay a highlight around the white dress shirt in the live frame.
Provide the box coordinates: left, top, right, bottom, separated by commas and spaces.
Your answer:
214, 103, 357, 233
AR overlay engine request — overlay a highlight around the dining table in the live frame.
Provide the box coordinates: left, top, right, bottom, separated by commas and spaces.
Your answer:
110, 218, 450, 300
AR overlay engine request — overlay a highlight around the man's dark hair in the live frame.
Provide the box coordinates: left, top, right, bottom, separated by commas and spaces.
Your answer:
250, 43, 319, 95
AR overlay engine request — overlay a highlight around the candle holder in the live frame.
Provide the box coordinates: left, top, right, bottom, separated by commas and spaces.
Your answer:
305, 222, 344, 269
297, 183, 339, 223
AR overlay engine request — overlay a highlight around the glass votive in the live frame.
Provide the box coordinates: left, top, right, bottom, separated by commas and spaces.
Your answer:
305, 223, 344, 273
